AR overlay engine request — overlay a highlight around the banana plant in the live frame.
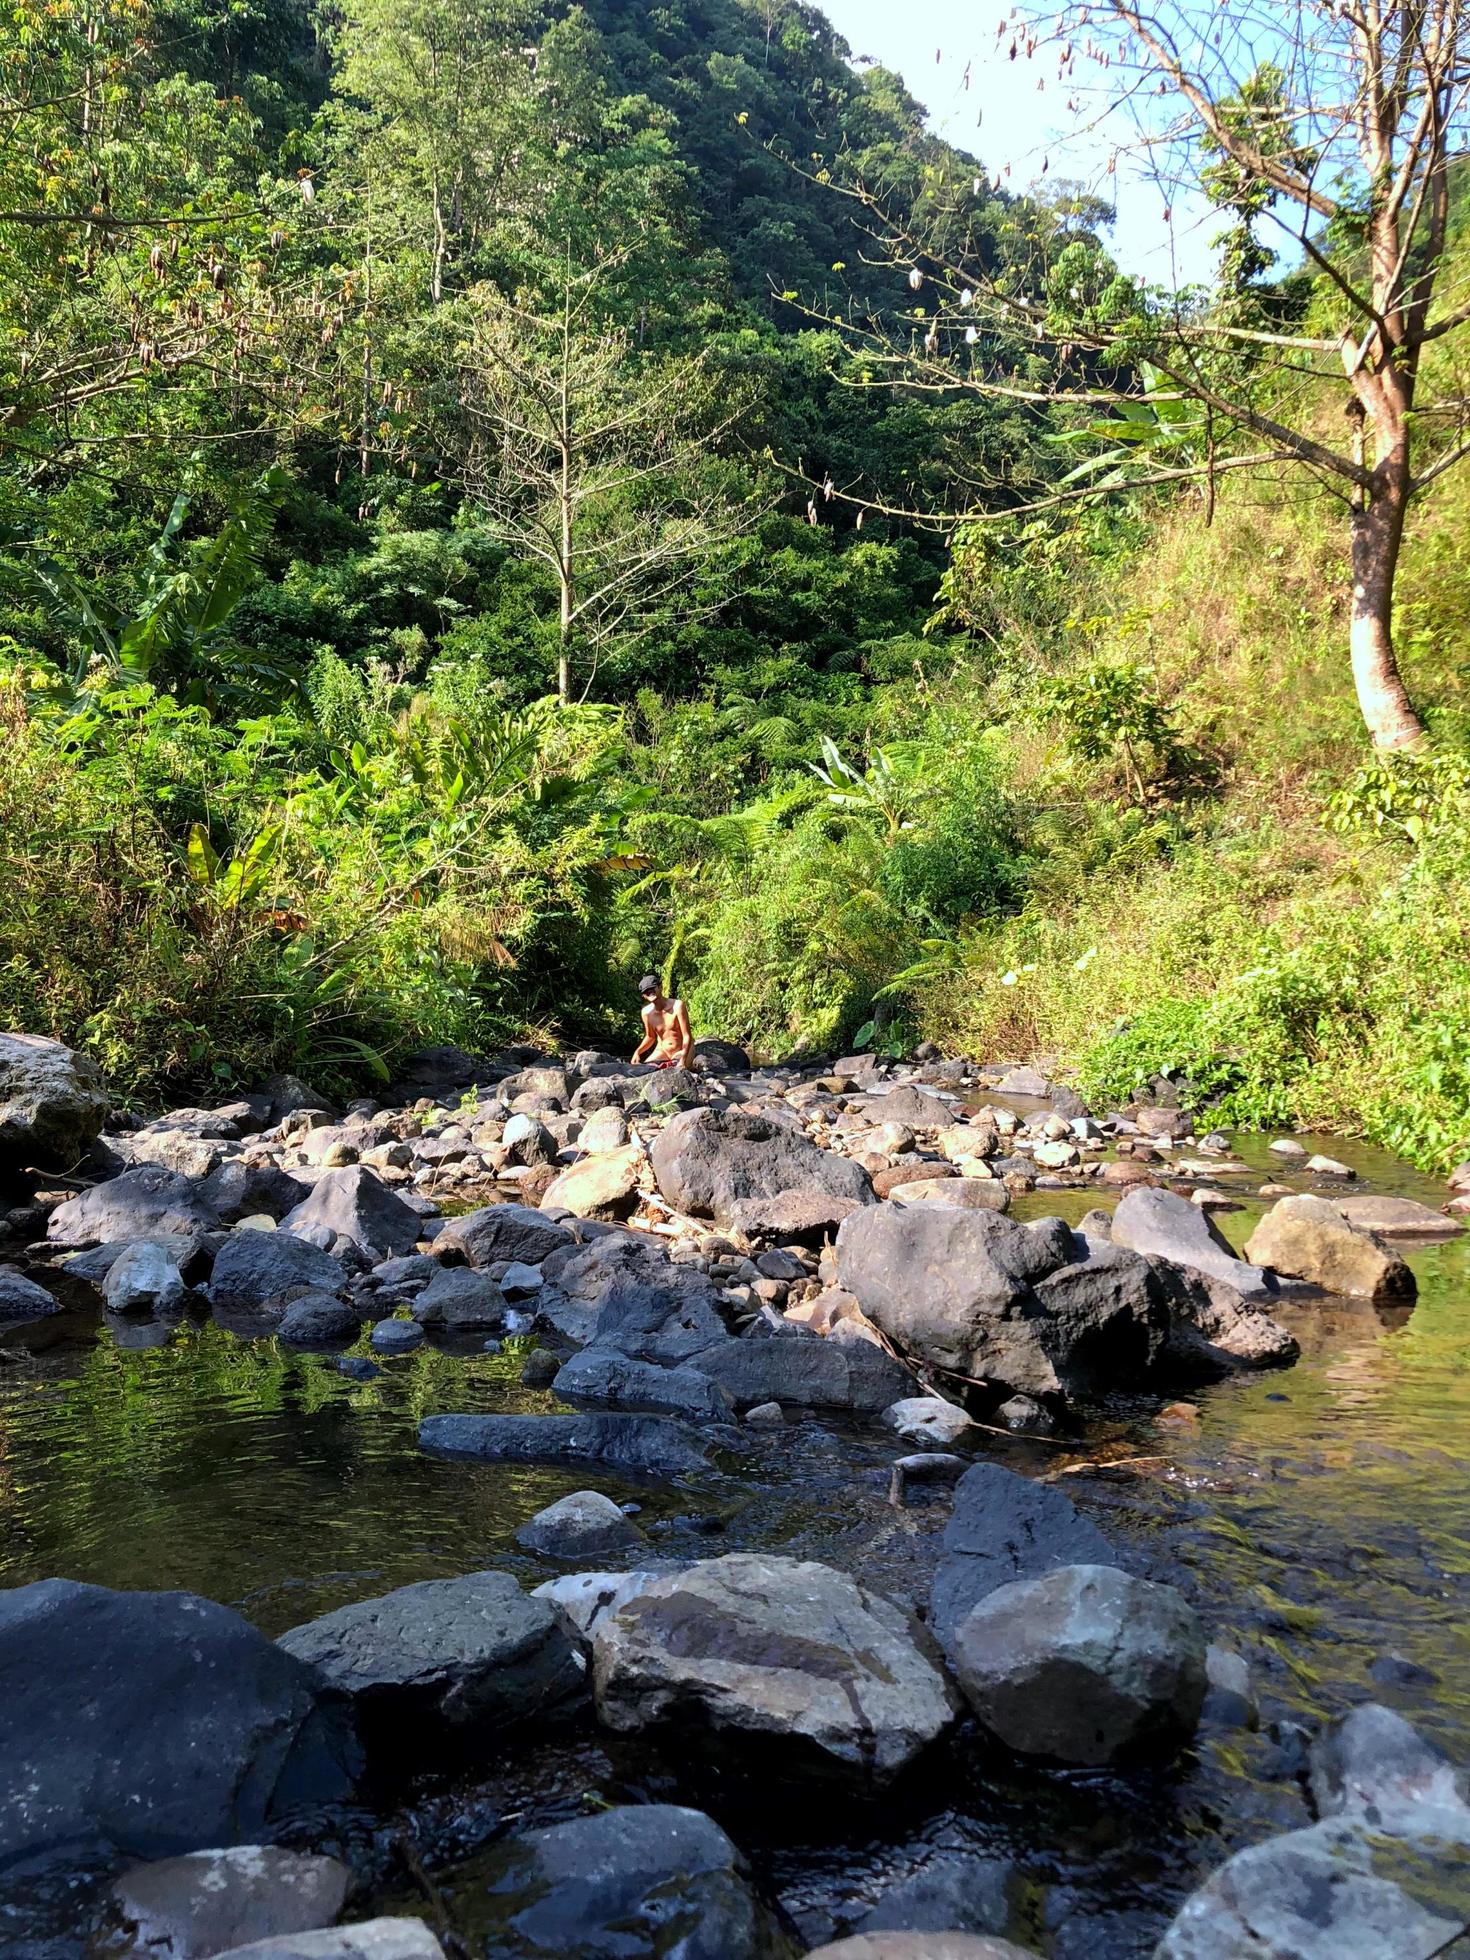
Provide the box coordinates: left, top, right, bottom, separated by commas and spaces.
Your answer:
185, 820, 283, 910
810, 735, 922, 843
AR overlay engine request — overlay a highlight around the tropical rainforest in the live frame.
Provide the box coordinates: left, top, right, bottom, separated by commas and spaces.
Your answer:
6, 0, 1470, 1174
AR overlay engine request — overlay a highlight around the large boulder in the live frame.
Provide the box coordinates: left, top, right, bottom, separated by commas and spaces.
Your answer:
419, 1411, 713, 1477
1310, 1702, 1470, 1837
433, 1203, 575, 1269
950, 1563, 1206, 1766
650, 1106, 872, 1228
108, 1846, 350, 1960
929, 1463, 1113, 1650
541, 1144, 645, 1221
835, 1204, 1163, 1399
47, 1164, 219, 1247
541, 1234, 730, 1365
278, 1168, 423, 1261
477, 1804, 773, 1960
1110, 1185, 1271, 1296
409, 1266, 506, 1329
1245, 1193, 1416, 1302
1153, 1263, 1300, 1373
688, 1332, 916, 1413
0, 1032, 108, 1170
552, 1348, 734, 1422
210, 1924, 444, 1960
592, 1553, 958, 1790
0, 1579, 361, 1871
210, 1229, 346, 1311
692, 1038, 751, 1073
277, 1572, 583, 1766
728, 1190, 865, 1248
857, 1085, 958, 1129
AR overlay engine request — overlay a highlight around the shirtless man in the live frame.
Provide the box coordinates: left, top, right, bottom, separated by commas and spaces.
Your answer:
631, 974, 695, 1070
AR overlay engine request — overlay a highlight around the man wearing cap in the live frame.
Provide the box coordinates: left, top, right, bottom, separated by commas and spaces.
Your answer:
631, 974, 695, 1070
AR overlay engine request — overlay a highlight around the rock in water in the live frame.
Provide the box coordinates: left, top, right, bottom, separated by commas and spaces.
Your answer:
592, 1553, 958, 1790
102, 1241, 187, 1315
409, 1266, 506, 1328
419, 1412, 712, 1477
210, 1229, 346, 1310
278, 1293, 362, 1344
279, 1167, 423, 1260
1110, 1185, 1271, 1296
1155, 1709, 1470, 1960
541, 1143, 645, 1220
0, 1032, 108, 1170
551, 1348, 734, 1422
929, 1463, 1113, 1651
109, 1846, 350, 1960
516, 1490, 645, 1559
688, 1333, 916, 1413
650, 1106, 872, 1228
477, 1804, 771, 1960
835, 1204, 1164, 1398
209, 1924, 446, 1960
950, 1563, 1206, 1766
277, 1571, 584, 1766
1245, 1193, 1415, 1302
0, 1264, 61, 1319
47, 1164, 220, 1247
0, 1579, 361, 1868
883, 1396, 977, 1449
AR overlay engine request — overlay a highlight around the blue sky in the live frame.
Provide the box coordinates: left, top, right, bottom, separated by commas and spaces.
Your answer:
818, 0, 1218, 288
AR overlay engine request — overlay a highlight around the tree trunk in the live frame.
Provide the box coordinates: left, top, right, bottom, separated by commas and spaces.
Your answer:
1348, 469, 1424, 752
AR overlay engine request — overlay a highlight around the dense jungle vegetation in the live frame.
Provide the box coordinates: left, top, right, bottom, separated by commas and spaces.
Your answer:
6, 0, 1470, 1173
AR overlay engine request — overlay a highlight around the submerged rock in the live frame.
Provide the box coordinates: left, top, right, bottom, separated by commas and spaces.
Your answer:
477, 1803, 772, 1960
277, 1571, 584, 1764
0, 1578, 361, 1868
108, 1846, 350, 1960
592, 1552, 958, 1790
419, 1411, 714, 1476
949, 1562, 1207, 1766
929, 1462, 1113, 1650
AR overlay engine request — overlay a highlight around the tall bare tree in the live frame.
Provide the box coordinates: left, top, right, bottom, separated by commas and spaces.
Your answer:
450, 248, 742, 703
806, 0, 1470, 750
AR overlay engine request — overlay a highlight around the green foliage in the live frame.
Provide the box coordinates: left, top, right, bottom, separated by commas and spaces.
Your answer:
1035, 657, 1180, 803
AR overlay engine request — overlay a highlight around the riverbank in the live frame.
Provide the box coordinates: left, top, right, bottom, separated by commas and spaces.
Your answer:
1, 1036, 1468, 1958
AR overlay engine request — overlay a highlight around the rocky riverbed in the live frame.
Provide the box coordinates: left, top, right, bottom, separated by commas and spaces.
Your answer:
1, 1032, 1468, 1960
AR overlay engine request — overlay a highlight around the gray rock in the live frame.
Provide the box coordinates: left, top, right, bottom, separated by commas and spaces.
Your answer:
577, 1105, 631, 1154
689, 1333, 916, 1413
1111, 1185, 1271, 1297
209, 1922, 444, 1960
201, 1160, 311, 1226
1154, 1262, 1300, 1372
728, 1190, 866, 1247
516, 1490, 645, 1559
264, 1073, 334, 1120
806, 1940, 1033, 1960
531, 1569, 674, 1641
1310, 1702, 1470, 1836
109, 1846, 350, 1960
369, 1317, 423, 1354
552, 1348, 734, 1422
0, 1263, 61, 1318
856, 1853, 1019, 1940
279, 1167, 423, 1260
419, 1412, 713, 1477
996, 1066, 1050, 1097
650, 1106, 873, 1228
593, 1553, 958, 1789
63, 1234, 210, 1286
277, 1571, 583, 1764
119, 1128, 225, 1180
1203, 1645, 1257, 1729
211, 1230, 346, 1310
371, 1253, 438, 1289
950, 1563, 1207, 1765
0, 1032, 109, 1170
102, 1241, 187, 1315
410, 1266, 506, 1328
541, 1144, 645, 1221
858, 1085, 957, 1129
434, 1203, 575, 1269
542, 1235, 730, 1365
1333, 1193, 1461, 1239
278, 1292, 362, 1345
930, 1462, 1113, 1650
692, 1038, 751, 1072
836, 1203, 1159, 1399
47, 1164, 220, 1248
477, 1803, 771, 1960
1153, 1817, 1469, 1959
884, 1396, 976, 1449
0, 1579, 360, 1868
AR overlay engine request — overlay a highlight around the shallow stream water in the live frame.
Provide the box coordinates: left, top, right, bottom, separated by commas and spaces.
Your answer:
2, 1122, 1468, 1956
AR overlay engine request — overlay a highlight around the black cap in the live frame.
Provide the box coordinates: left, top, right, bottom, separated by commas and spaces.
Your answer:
638, 973, 660, 996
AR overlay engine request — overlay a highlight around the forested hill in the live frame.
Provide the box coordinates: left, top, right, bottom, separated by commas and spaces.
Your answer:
7, 0, 1470, 1177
